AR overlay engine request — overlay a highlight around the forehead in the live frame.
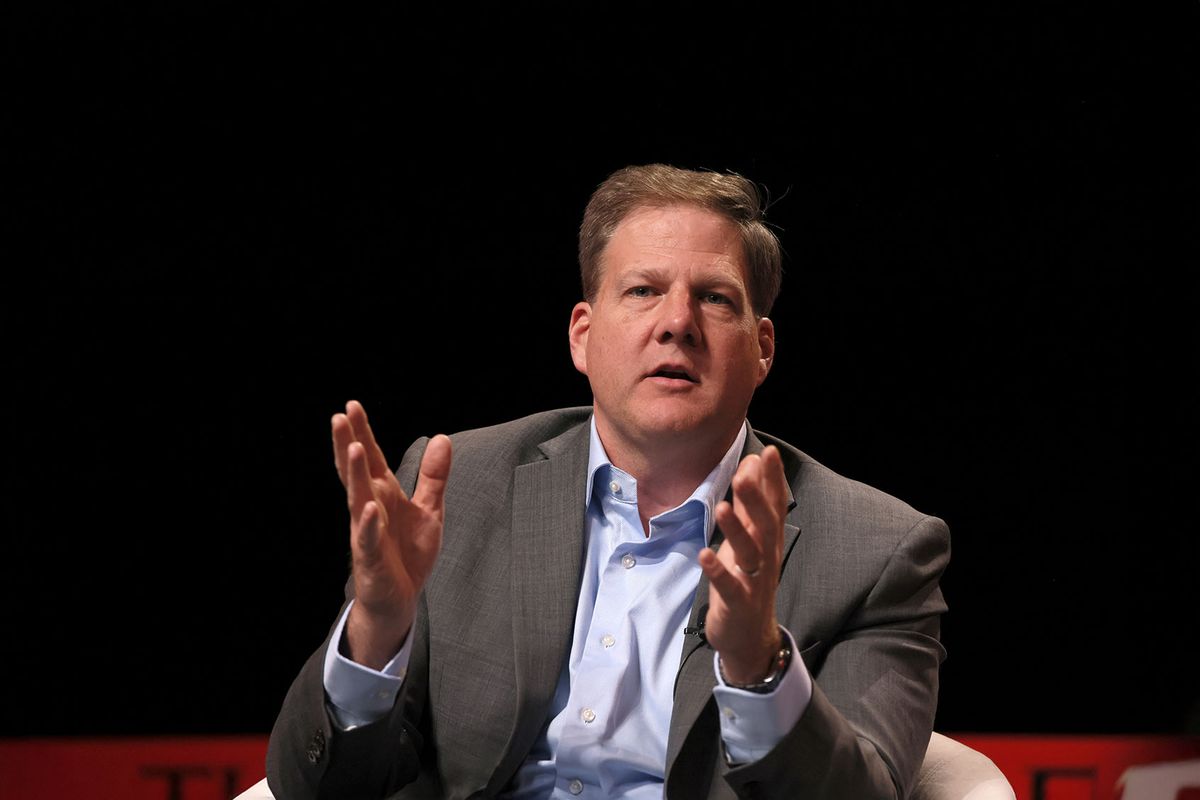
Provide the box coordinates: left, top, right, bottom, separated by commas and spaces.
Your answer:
601, 204, 748, 281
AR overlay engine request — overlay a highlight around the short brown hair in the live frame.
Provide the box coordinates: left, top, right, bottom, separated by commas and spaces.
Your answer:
578, 164, 783, 317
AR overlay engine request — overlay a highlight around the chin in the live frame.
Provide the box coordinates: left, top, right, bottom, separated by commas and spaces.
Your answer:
630, 408, 715, 440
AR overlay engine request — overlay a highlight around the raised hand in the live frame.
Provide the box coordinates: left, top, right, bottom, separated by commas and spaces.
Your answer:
698, 445, 789, 684
332, 400, 452, 670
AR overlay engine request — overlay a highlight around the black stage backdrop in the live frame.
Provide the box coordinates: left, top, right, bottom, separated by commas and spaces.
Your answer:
5, 9, 1197, 737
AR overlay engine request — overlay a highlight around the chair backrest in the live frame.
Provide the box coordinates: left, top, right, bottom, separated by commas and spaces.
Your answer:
911, 732, 1016, 800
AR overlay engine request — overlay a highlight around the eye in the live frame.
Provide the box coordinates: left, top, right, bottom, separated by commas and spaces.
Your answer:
701, 292, 732, 305
627, 286, 655, 298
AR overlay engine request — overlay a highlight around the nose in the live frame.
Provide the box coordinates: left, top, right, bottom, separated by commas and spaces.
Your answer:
653, 288, 700, 347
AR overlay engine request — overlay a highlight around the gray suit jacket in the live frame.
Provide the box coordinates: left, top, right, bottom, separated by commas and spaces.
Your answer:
267, 407, 949, 799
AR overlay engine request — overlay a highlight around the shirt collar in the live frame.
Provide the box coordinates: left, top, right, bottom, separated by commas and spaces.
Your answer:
584, 415, 748, 545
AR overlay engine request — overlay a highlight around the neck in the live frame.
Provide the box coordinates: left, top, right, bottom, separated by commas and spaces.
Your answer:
595, 415, 743, 530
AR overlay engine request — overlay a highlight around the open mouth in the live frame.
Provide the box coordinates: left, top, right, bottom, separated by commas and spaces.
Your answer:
650, 369, 698, 383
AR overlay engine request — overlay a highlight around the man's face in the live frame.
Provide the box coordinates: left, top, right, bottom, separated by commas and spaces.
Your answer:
569, 204, 774, 456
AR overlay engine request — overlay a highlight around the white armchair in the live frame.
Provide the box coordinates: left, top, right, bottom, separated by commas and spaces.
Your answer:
234, 731, 1014, 799
234, 776, 274, 799
910, 732, 1015, 800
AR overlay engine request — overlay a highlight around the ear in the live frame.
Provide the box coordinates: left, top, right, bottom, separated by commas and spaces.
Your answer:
755, 317, 775, 386
568, 301, 592, 375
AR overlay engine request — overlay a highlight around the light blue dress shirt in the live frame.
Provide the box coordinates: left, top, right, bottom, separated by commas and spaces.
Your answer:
323, 418, 811, 797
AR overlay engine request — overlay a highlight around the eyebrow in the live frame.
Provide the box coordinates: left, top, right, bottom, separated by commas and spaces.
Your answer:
619, 266, 671, 286
618, 266, 745, 293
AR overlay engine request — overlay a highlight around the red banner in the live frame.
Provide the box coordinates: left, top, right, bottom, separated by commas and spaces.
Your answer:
0, 737, 267, 800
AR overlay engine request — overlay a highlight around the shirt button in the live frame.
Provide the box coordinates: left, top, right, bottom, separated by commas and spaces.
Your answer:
580, 707, 596, 724
600, 634, 615, 648
621, 554, 636, 569
376, 690, 392, 700
568, 778, 584, 795
609, 480, 621, 494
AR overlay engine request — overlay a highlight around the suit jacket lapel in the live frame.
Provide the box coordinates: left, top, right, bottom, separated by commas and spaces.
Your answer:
665, 427, 803, 785
488, 420, 590, 793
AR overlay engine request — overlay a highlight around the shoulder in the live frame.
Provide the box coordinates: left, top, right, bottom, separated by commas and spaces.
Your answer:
446, 406, 591, 465
752, 427, 943, 543
394, 407, 591, 494
754, 428, 951, 646
396, 410, 592, 515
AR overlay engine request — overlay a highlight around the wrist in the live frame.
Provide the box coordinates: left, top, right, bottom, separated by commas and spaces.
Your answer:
718, 628, 791, 692
345, 603, 413, 670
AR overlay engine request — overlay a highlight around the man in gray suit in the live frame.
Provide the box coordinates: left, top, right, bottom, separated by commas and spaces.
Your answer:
267, 165, 950, 798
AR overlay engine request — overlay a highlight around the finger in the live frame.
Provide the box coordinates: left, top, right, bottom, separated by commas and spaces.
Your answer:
411, 434, 452, 514
760, 446, 789, 559
332, 412, 356, 486
732, 460, 780, 567
731, 455, 771, 553
345, 400, 392, 479
699, 547, 749, 606
715, 499, 763, 580
353, 500, 383, 568
760, 446, 787, 506
346, 440, 376, 519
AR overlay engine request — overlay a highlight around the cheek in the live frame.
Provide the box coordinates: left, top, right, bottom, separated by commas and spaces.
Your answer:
714, 326, 761, 359
586, 332, 622, 382
716, 353, 764, 393
593, 318, 639, 356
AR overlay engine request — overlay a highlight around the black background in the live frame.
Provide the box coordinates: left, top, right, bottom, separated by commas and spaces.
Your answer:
4, 8, 1197, 737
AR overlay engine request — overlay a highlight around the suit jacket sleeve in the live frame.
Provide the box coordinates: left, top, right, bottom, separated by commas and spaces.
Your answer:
722, 512, 950, 800
266, 437, 434, 800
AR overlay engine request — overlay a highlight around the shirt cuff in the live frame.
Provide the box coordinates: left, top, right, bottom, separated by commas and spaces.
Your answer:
322, 599, 413, 730
711, 626, 812, 765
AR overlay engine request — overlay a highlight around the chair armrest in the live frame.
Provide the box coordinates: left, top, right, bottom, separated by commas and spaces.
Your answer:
910, 732, 1015, 800
232, 777, 275, 800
